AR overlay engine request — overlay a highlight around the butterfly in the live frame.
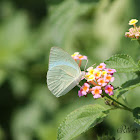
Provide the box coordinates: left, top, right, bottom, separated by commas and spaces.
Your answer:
47, 47, 85, 97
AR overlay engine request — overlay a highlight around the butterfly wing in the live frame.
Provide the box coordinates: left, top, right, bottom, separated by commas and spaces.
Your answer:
49, 47, 81, 71
47, 47, 82, 97
47, 65, 82, 97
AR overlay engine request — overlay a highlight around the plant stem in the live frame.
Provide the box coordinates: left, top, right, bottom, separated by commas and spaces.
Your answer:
79, 60, 82, 67
90, 80, 98, 86
102, 92, 133, 112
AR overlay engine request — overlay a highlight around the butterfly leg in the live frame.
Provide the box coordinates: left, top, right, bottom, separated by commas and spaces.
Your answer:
77, 84, 81, 88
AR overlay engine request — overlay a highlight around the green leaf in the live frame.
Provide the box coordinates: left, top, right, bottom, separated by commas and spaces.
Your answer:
133, 107, 140, 125
112, 72, 138, 88
0, 69, 6, 86
112, 72, 139, 98
0, 127, 5, 140
138, 60, 140, 68
97, 134, 115, 140
116, 76, 140, 98
121, 76, 140, 89
57, 104, 109, 140
104, 54, 139, 73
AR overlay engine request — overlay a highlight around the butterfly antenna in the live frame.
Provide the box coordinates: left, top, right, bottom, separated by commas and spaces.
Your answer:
87, 63, 96, 70
84, 59, 88, 71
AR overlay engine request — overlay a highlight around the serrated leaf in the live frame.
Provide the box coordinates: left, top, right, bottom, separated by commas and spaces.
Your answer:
115, 77, 140, 98
133, 107, 140, 125
112, 72, 138, 87
57, 104, 109, 140
121, 76, 140, 89
104, 54, 139, 73
116, 76, 140, 98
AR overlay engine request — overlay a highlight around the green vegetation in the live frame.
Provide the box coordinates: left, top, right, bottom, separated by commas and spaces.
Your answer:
0, 0, 140, 140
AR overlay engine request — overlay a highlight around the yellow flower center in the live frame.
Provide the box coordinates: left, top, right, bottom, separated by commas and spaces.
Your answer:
94, 89, 100, 94
106, 75, 111, 80
83, 86, 88, 91
78, 56, 83, 59
102, 71, 107, 75
100, 79, 105, 83
107, 87, 112, 92
89, 69, 94, 75
95, 71, 101, 77
71, 52, 79, 57
98, 65, 103, 69
129, 19, 138, 25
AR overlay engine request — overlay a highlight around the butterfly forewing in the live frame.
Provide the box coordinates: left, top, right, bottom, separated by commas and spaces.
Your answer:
49, 47, 81, 72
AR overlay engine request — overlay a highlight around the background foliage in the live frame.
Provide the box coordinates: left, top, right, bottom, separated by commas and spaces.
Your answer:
0, 0, 140, 140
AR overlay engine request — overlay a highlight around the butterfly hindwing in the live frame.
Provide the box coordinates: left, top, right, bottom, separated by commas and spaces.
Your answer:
47, 65, 82, 97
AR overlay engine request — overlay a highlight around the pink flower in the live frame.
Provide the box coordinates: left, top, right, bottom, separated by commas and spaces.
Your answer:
125, 25, 140, 39
91, 86, 102, 99
72, 55, 79, 60
71, 52, 79, 60
104, 74, 114, 82
105, 85, 114, 96
105, 68, 116, 74
78, 83, 90, 97
94, 70, 101, 79
125, 32, 130, 37
97, 78, 107, 87
135, 33, 139, 39
78, 55, 87, 60
96, 63, 106, 70
78, 89, 83, 97
71, 52, 87, 60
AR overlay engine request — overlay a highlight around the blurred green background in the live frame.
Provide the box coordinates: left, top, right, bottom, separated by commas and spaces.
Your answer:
0, 0, 140, 140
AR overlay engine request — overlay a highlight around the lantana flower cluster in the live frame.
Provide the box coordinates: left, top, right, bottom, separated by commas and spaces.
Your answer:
71, 52, 87, 61
71, 52, 116, 98
125, 19, 140, 39
71, 52, 116, 99
79, 63, 116, 99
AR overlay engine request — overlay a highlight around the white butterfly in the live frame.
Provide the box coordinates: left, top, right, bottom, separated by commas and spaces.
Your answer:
47, 47, 85, 97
